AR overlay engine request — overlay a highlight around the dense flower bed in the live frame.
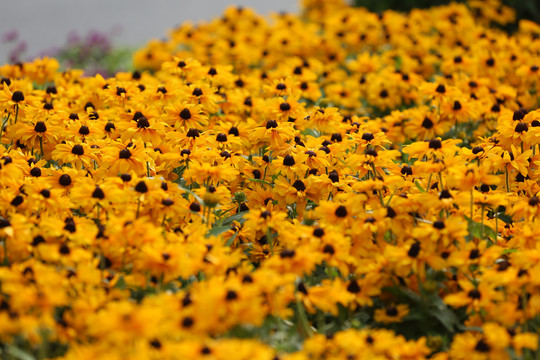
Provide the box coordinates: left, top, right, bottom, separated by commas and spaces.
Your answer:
0, 0, 539, 359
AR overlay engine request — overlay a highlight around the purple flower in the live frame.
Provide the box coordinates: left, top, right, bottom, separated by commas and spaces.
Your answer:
35, 46, 61, 59
67, 31, 81, 46
8, 41, 27, 63
2, 30, 18, 43
86, 30, 111, 52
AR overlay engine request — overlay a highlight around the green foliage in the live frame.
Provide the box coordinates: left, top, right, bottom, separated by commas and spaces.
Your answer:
353, 0, 540, 24
354, 0, 457, 14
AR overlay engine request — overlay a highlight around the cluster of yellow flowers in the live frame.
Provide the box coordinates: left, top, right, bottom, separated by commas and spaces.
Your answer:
0, 0, 540, 359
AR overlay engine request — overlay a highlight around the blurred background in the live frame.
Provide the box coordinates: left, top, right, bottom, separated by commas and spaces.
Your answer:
2, 0, 539, 76
0, 0, 299, 72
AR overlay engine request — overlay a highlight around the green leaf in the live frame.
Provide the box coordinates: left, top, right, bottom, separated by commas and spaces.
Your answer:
177, 184, 204, 204
414, 180, 426, 193
383, 285, 422, 303
114, 275, 126, 290
5, 345, 36, 360
494, 212, 513, 224
206, 226, 231, 238
394, 56, 403, 70
225, 231, 239, 247
302, 128, 320, 138
222, 211, 249, 226
465, 216, 497, 241
247, 178, 274, 187
427, 295, 461, 333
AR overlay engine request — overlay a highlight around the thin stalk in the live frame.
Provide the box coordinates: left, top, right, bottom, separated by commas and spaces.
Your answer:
204, 204, 210, 225
316, 311, 325, 333
426, 173, 433, 191
39, 136, 44, 159
2, 238, 7, 266
267, 228, 274, 255
505, 167, 510, 193
14, 105, 19, 124
481, 205, 485, 240
470, 188, 474, 220
494, 211, 498, 244
0, 115, 9, 144
158, 273, 164, 293
371, 163, 384, 205
38, 330, 49, 360
96, 203, 101, 224
386, 186, 398, 207
161, 214, 167, 227
144, 142, 150, 177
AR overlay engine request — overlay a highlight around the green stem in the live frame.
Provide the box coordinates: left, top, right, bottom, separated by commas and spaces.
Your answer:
2, 237, 7, 266
267, 228, 274, 255
144, 142, 150, 177
316, 311, 325, 333
39, 136, 44, 159
204, 203, 209, 225
494, 211, 498, 244
386, 186, 398, 207
0, 115, 9, 145
481, 206, 484, 240
96, 203, 101, 224
161, 214, 166, 227
14, 105, 19, 124
470, 188, 474, 220
505, 167, 510, 193
426, 173, 433, 191
38, 329, 49, 360
371, 163, 384, 205
158, 273, 164, 293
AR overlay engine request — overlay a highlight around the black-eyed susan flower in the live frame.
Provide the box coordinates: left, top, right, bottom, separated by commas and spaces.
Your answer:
101, 141, 150, 176
52, 141, 98, 169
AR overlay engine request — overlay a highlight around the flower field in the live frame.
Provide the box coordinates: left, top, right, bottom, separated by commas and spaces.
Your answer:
1, 0, 540, 358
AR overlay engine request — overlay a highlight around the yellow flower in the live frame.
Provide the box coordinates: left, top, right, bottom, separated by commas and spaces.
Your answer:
100, 141, 149, 177
374, 304, 410, 324
52, 141, 98, 169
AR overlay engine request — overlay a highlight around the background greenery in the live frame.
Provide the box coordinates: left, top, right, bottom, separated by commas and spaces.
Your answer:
353, 0, 540, 25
